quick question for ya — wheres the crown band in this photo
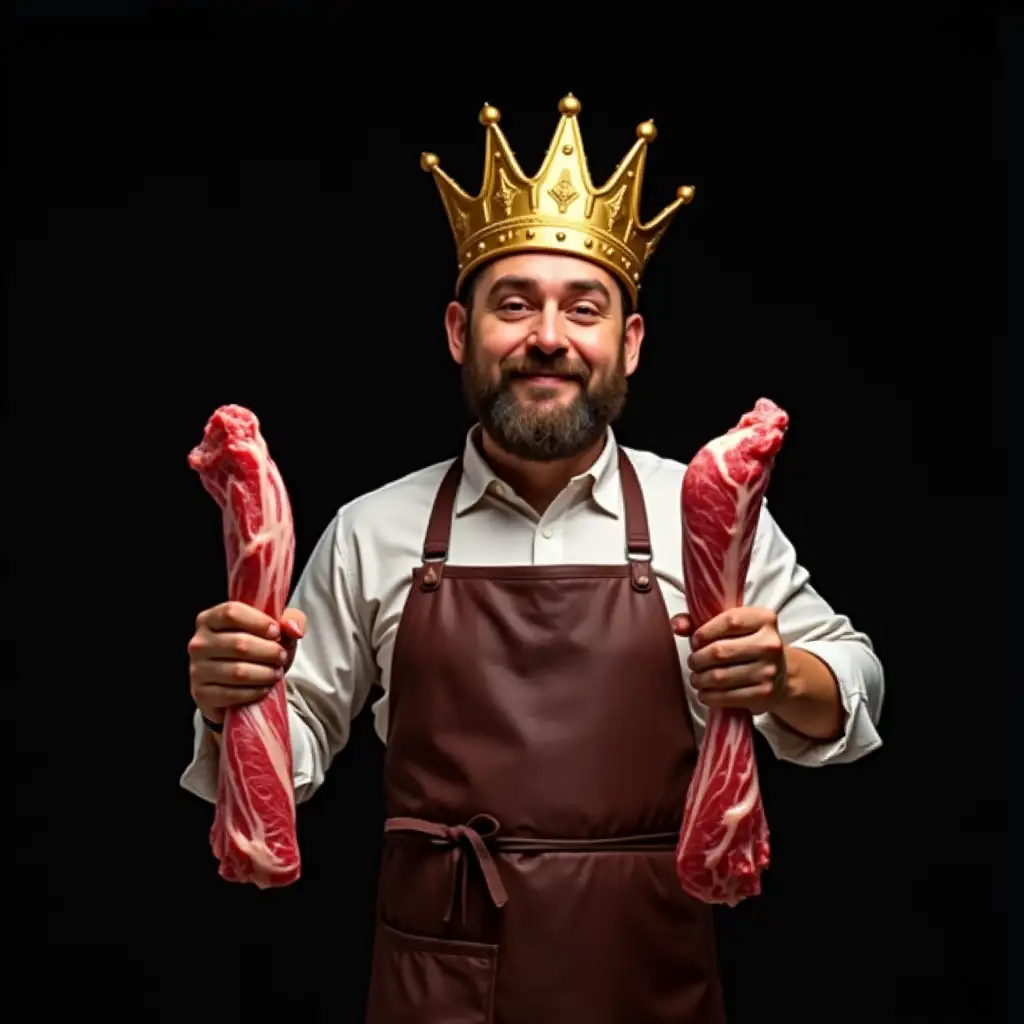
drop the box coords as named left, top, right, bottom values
left=455, top=217, right=643, bottom=301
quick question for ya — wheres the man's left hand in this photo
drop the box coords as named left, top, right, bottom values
left=671, top=607, right=790, bottom=715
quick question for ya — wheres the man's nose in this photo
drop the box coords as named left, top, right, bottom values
left=530, top=306, right=566, bottom=352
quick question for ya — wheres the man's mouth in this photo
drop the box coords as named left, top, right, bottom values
left=510, top=372, right=580, bottom=384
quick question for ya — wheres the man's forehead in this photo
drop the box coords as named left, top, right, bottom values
left=480, top=254, right=616, bottom=295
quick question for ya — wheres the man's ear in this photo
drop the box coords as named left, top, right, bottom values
left=445, top=301, right=468, bottom=365
left=623, top=312, right=645, bottom=376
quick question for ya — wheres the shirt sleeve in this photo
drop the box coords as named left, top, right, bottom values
left=746, top=504, right=885, bottom=767
left=178, top=511, right=380, bottom=806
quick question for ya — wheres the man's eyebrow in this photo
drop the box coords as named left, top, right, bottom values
left=485, top=275, right=537, bottom=299
left=485, top=276, right=612, bottom=304
left=563, top=279, right=612, bottom=303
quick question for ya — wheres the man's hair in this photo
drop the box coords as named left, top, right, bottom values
left=458, top=266, right=632, bottom=324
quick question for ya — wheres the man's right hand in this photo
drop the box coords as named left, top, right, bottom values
left=188, top=601, right=307, bottom=726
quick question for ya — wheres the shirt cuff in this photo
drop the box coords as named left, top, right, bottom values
left=753, top=639, right=883, bottom=767
left=178, top=708, right=220, bottom=804
left=288, top=705, right=316, bottom=803
left=178, top=706, right=317, bottom=805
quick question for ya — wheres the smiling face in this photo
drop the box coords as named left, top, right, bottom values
left=445, top=253, right=646, bottom=462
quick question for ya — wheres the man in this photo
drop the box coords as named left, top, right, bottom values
left=182, top=95, right=884, bottom=1023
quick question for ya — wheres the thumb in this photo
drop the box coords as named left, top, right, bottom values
left=280, top=607, right=307, bottom=639
left=670, top=613, right=693, bottom=636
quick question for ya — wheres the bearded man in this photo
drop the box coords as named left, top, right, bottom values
left=182, top=94, right=884, bottom=1024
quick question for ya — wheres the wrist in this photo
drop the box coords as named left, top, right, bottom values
left=198, top=705, right=225, bottom=734
left=771, top=646, right=844, bottom=741
left=779, top=645, right=808, bottom=704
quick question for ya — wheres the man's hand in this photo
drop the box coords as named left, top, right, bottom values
left=188, top=601, right=307, bottom=726
left=671, top=607, right=790, bottom=715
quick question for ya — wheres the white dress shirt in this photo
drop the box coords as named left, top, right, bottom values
left=181, top=427, right=884, bottom=806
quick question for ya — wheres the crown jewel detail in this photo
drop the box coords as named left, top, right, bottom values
left=420, top=94, right=695, bottom=309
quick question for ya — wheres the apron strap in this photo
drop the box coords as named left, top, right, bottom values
left=384, top=814, right=510, bottom=923
left=419, top=439, right=655, bottom=565
left=422, top=458, right=463, bottom=562
left=616, top=448, right=652, bottom=557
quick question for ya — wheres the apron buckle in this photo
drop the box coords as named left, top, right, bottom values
left=627, top=546, right=653, bottom=592
left=421, top=550, right=447, bottom=591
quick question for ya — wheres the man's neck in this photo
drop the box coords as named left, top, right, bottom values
left=476, top=427, right=608, bottom=515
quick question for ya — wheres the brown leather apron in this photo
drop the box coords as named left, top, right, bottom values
left=364, top=448, right=725, bottom=1024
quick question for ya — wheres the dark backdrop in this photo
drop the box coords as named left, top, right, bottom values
left=11, top=6, right=1010, bottom=1023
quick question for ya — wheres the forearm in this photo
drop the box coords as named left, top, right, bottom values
left=771, top=645, right=845, bottom=741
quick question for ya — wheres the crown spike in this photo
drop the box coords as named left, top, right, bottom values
left=531, top=104, right=596, bottom=220
left=421, top=94, right=693, bottom=309
left=479, top=116, right=531, bottom=226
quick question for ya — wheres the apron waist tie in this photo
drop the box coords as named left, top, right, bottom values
left=495, top=831, right=680, bottom=853
left=384, top=817, right=681, bottom=922
left=385, top=814, right=509, bottom=923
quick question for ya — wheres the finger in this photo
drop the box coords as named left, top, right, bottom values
left=200, top=601, right=281, bottom=639
left=670, top=614, right=693, bottom=636
left=201, top=684, right=279, bottom=710
left=691, top=607, right=776, bottom=650
left=196, top=660, right=283, bottom=689
left=190, top=631, right=288, bottom=667
left=280, top=608, right=306, bottom=640
left=691, top=660, right=776, bottom=693
left=688, top=628, right=780, bottom=673
left=697, top=682, right=775, bottom=708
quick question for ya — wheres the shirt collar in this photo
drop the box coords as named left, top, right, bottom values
left=455, top=425, right=623, bottom=519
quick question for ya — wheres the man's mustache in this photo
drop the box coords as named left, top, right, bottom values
left=500, top=359, right=590, bottom=385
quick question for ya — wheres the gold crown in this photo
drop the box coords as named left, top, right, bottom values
left=420, top=93, right=695, bottom=310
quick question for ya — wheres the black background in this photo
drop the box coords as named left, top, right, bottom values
left=11, top=6, right=1011, bottom=1022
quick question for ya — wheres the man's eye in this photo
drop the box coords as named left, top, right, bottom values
left=500, top=302, right=529, bottom=313
left=572, top=304, right=599, bottom=317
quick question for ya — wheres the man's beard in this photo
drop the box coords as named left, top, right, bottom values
left=461, top=331, right=629, bottom=462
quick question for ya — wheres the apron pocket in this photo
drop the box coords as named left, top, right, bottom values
left=366, top=919, right=498, bottom=1024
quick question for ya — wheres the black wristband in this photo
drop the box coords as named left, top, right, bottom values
left=202, top=714, right=224, bottom=734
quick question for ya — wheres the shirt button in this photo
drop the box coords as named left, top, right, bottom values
left=541, top=527, right=553, bottom=539
left=493, top=483, right=505, bottom=497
